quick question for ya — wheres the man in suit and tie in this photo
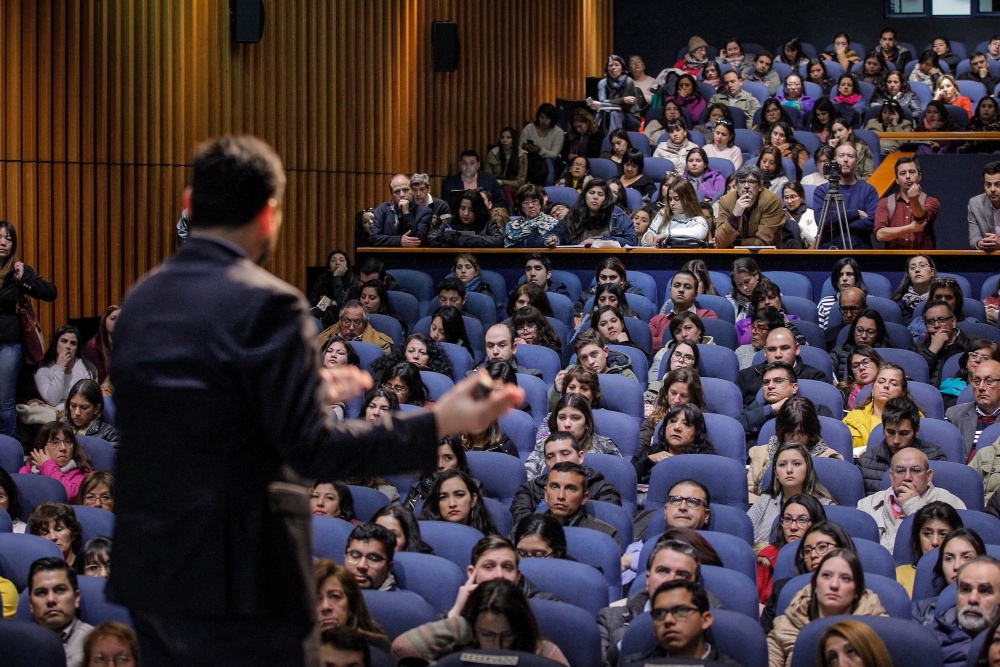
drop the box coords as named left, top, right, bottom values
left=968, top=161, right=1000, bottom=251
left=109, top=135, right=522, bottom=667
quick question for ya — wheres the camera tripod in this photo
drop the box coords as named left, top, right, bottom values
left=816, top=179, right=853, bottom=251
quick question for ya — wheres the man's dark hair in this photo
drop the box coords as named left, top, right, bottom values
left=189, top=136, right=286, bottom=230
left=572, top=328, right=606, bottom=354
left=924, top=299, right=955, bottom=319
left=984, top=161, right=1000, bottom=178
left=671, top=269, right=700, bottom=292
left=545, top=431, right=582, bottom=453
left=757, top=50, right=774, bottom=62
left=319, top=628, right=371, bottom=667
left=437, top=277, right=466, bottom=298
left=652, top=579, right=710, bottom=613
left=347, top=523, right=395, bottom=562
left=879, top=27, right=897, bottom=39
left=460, top=149, right=481, bottom=162
left=486, top=360, right=518, bottom=385
left=549, top=461, right=588, bottom=482
left=471, top=535, right=518, bottom=567
left=524, top=253, right=552, bottom=272
left=752, top=306, right=785, bottom=332
left=358, top=258, right=386, bottom=279
left=669, top=478, right=712, bottom=509
left=894, top=156, right=920, bottom=175
left=882, top=396, right=921, bottom=432
left=28, top=557, right=79, bottom=593
left=762, top=360, right=797, bottom=383
left=972, top=51, right=988, bottom=61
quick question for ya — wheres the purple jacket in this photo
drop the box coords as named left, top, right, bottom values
left=686, top=169, right=725, bottom=201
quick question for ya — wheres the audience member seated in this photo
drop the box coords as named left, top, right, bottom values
left=486, top=126, right=527, bottom=199
left=735, top=278, right=803, bottom=347
left=27, top=557, right=94, bottom=666
left=674, top=36, right=711, bottom=76
left=913, top=300, right=972, bottom=387
left=873, top=157, right=939, bottom=251
left=79, top=536, right=111, bottom=579
left=930, top=37, right=961, bottom=71
left=760, top=522, right=857, bottom=633
left=601, top=128, right=632, bottom=168
left=710, top=69, right=760, bottom=129
left=912, top=528, right=986, bottom=625
left=619, top=149, right=656, bottom=202
left=872, top=27, right=913, bottom=69
left=757, top=494, right=827, bottom=605
left=858, top=53, right=890, bottom=86
left=858, top=448, right=966, bottom=551
left=374, top=361, right=432, bottom=409
left=548, top=330, right=637, bottom=407
left=968, top=161, right=1000, bottom=252
left=757, top=146, right=790, bottom=196
left=650, top=270, right=718, bottom=350
left=430, top=305, right=476, bottom=360
left=930, top=556, right=1000, bottom=667
left=911, top=50, right=944, bottom=88
left=737, top=328, right=829, bottom=407
left=667, top=73, right=709, bottom=123
left=726, top=257, right=761, bottom=322
left=917, top=100, right=962, bottom=154
left=961, top=52, right=1000, bottom=94
left=896, top=502, right=963, bottom=597
left=309, top=250, right=359, bottom=325
left=343, top=523, right=397, bottom=592
left=631, top=480, right=714, bottom=569
left=531, top=460, right=617, bottom=540
left=703, top=116, right=743, bottom=169
left=683, top=148, right=725, bottom=201
left=934, top=74, right=972, bottom=119
left=429, top=188, right=503, bottom=248
left=892, top=254, right=937, bottom=325
left=505, top=184, right=558, bottom=248
left=591, top=305, right=643, bottom=355
left=866, top=99, right=912, bottom=155
left=529, top=392, right=621, bottom=480
left=590, top=55, right=645, bottom=133
left=391, top=577, right=569, bottom=665
left=373, top=503, right=434, bottom=555
left=832, top=74, right=868, bottom=127
left=807, top=59, right=837, bottom=97
left=561, top=108, right=605, bottom=164
left=801, top=145, right=834, bottom=186
left=507, top=284, right=553, bottom=320
left=748, top=397, right=842, bottom=503
left=768, top=548, right=887, bottom=667
left=82, top=621, right=140, bottom=667
left=322, top=335, right=360, bottom=374
left=512, top=512, right=571, bottom=561
left=989, top=36, right=1000, bottom=63
left=781, top=182, right=816, bottom=248
left=817, top=259, right=863, bottom=330
left=649, top=181, right=710, bottom=249
left=30, top=502, right=83, bottom=568
left=625, top=579, right=743, bottom=666
left=820, top=619, right=896, bottom=667
left=744, top=51, right=780, bottom=95
left=521, top=253, right=570, bottom=298
left=652, top=119, right=699, bottom=167
left=821, top=32, right=862, bottom=71
left=311, top=479, right=360, bottom=524
left=542, top=179, right=637, bottom=249
left=33, top=325, right=97, bottom=416
left=872, top=71, right=923, bottom=122
left=748, top=441, right=836, bottom=548
left=858, top=396, right=948, bottom=496
left=511, top=306, right=561, bottom=355
left=642, top=365, right=704, bottom=438
left=62, top=379, right=118, bottom=445
left=715, top=164, right=785, bottom=248
left=452, top=254, right=493, bottom=301
left=0, top=467, right=26, bottom=532
left=651, top=320, right=712, bottom=388
left=830, top=306, right=886, bottom=382
left=737, top=306, right=785, bottom=370
left=379, top=333, right=453, bottom=378
left=844, top=362, right=916, bottom=453
left=441, top=150, right=507, bottom=214
left=940, top=337, right=1000, bottom=410
left=405, top=437, right=473, bottom=510
left=80, top=471, right=115, bottom=514
left=635, top=404, right=716, bottom=485
left=483, top=323, right=541, bottom=379
left=369, top=174, right=431, bottom=247
left=81, top=305, right=118, bottom=386
left=520, top=103, right=564, bottom=185
left=420, top=469, right=499, bottom=536
left=406, top=173, right=452, bottom=236
left=961, top=360, right=1000, bottom=483
left=813, top=140, right=878, bottom=249
left=318, top=300, right=392, bottom=354
left=963, top=95, right=1000, bottom=151
left=633, top=205, right=656, bottom=247
left=21, top=421, right=92, bottom=502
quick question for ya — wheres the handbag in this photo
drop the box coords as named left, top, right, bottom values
left=17, top=296, right=45, bottom=364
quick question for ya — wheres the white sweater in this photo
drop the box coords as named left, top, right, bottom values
left=34, top=359, right=95, bottom=409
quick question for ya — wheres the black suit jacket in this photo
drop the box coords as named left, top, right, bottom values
left=440, top=171, right=508, bottom=212
left=107, top=238, right=437, bottom=625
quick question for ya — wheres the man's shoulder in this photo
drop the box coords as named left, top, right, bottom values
left=969, top=192, right=990, bottom=210
left=945, top=401, right=976, bottom=421
left=857, top=489, right=888, bottom=511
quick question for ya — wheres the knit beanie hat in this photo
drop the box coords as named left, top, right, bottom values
left=688, top=36, right=709, bottom=53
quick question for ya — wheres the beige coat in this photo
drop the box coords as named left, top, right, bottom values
left=747, top=437, right=844, bottom=503
left=968, top=435, right=1000, bottom=503
left=767, top=586, right=887, bottom=667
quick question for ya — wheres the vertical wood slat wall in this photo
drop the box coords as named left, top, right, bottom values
left=0, top=0, right=612, bottom=333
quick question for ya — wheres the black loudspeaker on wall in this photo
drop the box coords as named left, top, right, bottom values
left=231, top=0, right=265, bottom=43
left=431, top=21, right=459, bottom=72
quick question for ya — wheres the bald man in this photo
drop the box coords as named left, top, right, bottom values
left=826, top=287, right=867, bottom=349
left=368, top=173, right=431, bottom=247
left=736, top=327, right=830, bottom=406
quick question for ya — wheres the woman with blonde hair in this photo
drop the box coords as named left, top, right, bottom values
left=649, top=179, right=708, bottom=245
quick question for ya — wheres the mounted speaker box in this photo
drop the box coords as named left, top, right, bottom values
left=431, top=21, right=459, bottom=72
left=230, top=0, right=265, bottom=43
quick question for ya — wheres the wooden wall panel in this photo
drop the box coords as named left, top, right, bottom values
left=0, top=0, right=612, bottom=333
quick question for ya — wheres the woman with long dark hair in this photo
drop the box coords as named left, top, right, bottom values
left=404, top=436, right=474, bottom=510
left=543, top=179, right=637, bottom=248
left=429, top=306, right=474, bottom=359
left=420, top=469, right=498, bottom=535
left=560, top=108, right=604, bottom=163
left=633, top=403, right=714, bottom=483
left=897, top=502, right=963, bottom=596
left=830, top=308, right=892, bottom=381
left=62, top=379, right=119, bottom=444
left=82, top=305, right=119, bottom=385
left=486, top=126, right=527, bottom=195
left=749, top=442, right=836, bottom=547
left=510, top=306, right=561, bottom=353
left=589, top=54, right=644, bottom=132
left=308, top=249, right=359, bottom=321
left=891, top=254, right=936, bottom=324
left=431, top=189, right=503, bottom=247
left=34, top=325, right=98, bottom=412
left=375, top=361, right=430, bottom=408
left=373, top=503, right=434, bottom=555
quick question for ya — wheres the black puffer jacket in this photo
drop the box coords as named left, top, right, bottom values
left=856, top=437, right=948, bottom=495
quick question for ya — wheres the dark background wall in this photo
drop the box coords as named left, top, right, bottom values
left=614, top=1, right=997, bottom=72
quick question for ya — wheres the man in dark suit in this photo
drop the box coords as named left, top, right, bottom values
left=440, top=149, right=508, bottom=212
left=736, top=327, right=829, bottom=406
left=108, top=136, right=522, bottom=667
left=367, top=173, right=431, bottom=247
left=948, top=360, right=1000, bottom=460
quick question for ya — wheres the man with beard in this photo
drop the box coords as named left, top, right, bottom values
left=931, top=556, right=1000, bottom=667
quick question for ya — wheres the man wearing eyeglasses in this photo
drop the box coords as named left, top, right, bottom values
left=343, top=524, right=396, bottom=591
left=826, top=286, right=868, bottom=351
left=317, top=300, right=393, bottom=354
left=621, top=580, right=742, bottom=666
left=858, top=396, right=948, bottom=495
left=738, top=361, right=834, bottom=449
left=715, top=164, right=785, bottom=248
left=913, top=300, right=971, bottom=388
left=960, top=361, right=1000, bottom=482
left=857, top=448, right=965, bottom=551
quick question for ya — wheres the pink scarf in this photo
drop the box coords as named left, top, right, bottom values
left=834, top=93, right=862, bottom=106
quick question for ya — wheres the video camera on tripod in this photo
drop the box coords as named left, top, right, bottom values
left=817, top=160, right=852, bottom=249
